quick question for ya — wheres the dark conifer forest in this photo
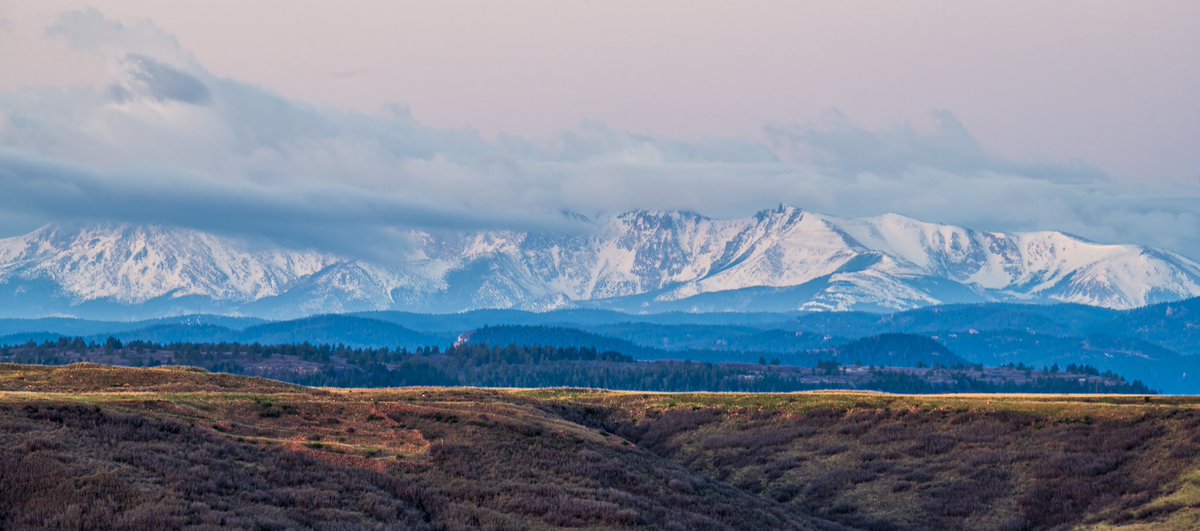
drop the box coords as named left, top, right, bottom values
left=0, top=337, right=1152, bottom=394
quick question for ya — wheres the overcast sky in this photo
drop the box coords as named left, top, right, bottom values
left=0, top=2, right=1197, bottom=259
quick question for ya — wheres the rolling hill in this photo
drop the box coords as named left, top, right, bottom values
left=1, top=364, right=1197, bottom=529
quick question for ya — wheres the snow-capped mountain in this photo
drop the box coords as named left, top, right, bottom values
left=2, top=207, right=1199, bottom=319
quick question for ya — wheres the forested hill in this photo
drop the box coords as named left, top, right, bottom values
left=806, top=334, right=966, bottom=367
left=1, top=298, right=1195, bottom=392
left=0, top=338, right=1152, bottom=394
left=456, top=326, right=969, bottom=368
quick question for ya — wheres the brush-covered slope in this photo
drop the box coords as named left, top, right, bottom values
left=2, top=364, right=1199, bottom=530
left=0, top=364, right=827, bottom=530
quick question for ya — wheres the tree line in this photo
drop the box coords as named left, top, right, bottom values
left=0, top=337, right=1153, bottom=394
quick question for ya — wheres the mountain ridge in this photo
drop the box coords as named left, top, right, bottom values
left=2, top=207, right=1198, bottom=318
left=0, top=297, right=1196, bottom=391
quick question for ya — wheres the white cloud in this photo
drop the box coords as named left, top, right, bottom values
left=0, top=9, right=1197, bottom=262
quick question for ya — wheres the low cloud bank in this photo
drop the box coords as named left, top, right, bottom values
left=1, top=9, right=1196, bottom=261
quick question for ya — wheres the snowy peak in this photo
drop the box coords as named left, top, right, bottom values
left=1, top=209, right=1199, bottom=318
left=0, top=223, right=334, bottom=305
left=1014, top=243, right=1200, bottom=308
left=812, top=213, right=1200, bottom=309
left=691, top=208, right=858, bottom=292
left=831, top=212, right=981, bottom=271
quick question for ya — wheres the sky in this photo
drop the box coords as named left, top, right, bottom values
left=0, top=1, right=1197, bottom=260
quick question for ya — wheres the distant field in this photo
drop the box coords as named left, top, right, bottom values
left=2, top=363, right=1199, bottom=530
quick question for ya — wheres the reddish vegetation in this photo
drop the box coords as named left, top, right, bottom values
left=1, top=364, right=1198, bottom=530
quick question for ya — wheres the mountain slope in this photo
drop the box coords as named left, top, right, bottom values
left=1, top=208, right=1198, bottom=318
left=0, top=224, right=333, bottom=303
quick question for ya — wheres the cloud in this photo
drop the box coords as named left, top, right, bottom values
left=0, top=9, right=1197, bottom=263
left=44, top=8, right=193, bottom=67
left=109, top=54, right=212, bottom=105
left=766, top=109, right=1108, bottom=184
left=0, top=148, right=586, bottom=262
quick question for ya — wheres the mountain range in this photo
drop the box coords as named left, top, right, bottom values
left=1, top=297, right=1197, bottom=391
left=2, top=205, right=1198, bottom=319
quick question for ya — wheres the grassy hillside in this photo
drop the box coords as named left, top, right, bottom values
left=2, top=364, right=1199, bottom=530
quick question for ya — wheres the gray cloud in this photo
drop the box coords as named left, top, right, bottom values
left=766, top=109, right=1108, bottom=184
left=109, top=54, right=212, bottom=105
left=0, top=148, right=581, bottom=262
left=0, top=10, right=1196, bottom=263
